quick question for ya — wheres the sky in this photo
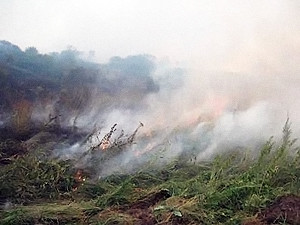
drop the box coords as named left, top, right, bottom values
left=1, top=0, right=299, bottom=70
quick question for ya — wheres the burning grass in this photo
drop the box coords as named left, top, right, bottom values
left=1, top=120, right=300, bottom=224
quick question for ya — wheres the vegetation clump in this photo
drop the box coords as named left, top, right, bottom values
left=0, top=154, right=75, bottom=204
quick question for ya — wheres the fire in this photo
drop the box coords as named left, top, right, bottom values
left=100, top=140, right=110, bottom=150
left=74, top=169, right=84, bottom=182
left=132, top=96, right=231, bottom=158
left=73, top=169, right=86, bottom=191
left=211, top=96, right=229, bottom=117
left=201, top=94, right=230, bottom=120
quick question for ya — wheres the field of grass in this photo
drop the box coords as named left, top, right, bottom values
left=1, top=120, right=300, bottom=224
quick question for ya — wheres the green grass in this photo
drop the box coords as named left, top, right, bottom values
left=1, top=119, right=299, bottom=224
left=0, top=154, right=75, bottom=203
left=0, top=201, right=99, bottom=225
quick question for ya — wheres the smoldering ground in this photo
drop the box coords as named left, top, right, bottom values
left=54, top=56, right=300, bottom=178
left=1, top=39, right=299, bottom=178
left=54, top=22, right=300, bottom=176
left=63, top=28, right=300, bottom=177
left=1, top=0, right=300, bottom=177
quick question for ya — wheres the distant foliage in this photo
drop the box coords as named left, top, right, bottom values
left=0, top=40, right=160, bottom=128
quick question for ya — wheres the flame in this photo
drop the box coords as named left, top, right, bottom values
left=211, top=96, right=229, bottom=117
left=202, top=95, right=230, bottom=119
left=132, top=96, right=230, bottom=158
left=100, top=140, right=110, bottom=150
left=74, top=169, right=84, bottom=182
left=73, top=169, right=86, bottom=191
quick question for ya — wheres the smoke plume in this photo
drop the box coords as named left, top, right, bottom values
left=0, top=1, right=299, bottom=177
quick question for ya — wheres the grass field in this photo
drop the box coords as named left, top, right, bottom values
left=1, top=120, right=299, bottom=224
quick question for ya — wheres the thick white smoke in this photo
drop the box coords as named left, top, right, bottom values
left=47, top=0, right=300, bottom=177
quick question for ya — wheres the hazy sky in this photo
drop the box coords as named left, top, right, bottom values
left=0, top=0, right=299, bottom=69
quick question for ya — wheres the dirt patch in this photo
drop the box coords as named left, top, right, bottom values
left=243, top=218, right=266, bottom=225
left=122, top=189, right=171, bottom=225
left=259, top=194, right=300, bottom=225
left=244, top=195, right=300, bottom=225
left=125, top=189, right=171, bottom=210
left=99, top=190, right=172, bottom=225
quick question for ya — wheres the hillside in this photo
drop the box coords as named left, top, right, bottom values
left=0, top=41, right=299, bottom=225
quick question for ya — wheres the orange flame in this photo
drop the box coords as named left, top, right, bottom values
left=100, top=140, right=110, bottom=150
left=73, top=169, right=86, bottom=191
left=74, top=169, right=85, bottom=182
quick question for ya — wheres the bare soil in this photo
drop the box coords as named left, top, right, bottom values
left=244, top=194, right=300, bottom=225
left=259, top=194, right=300, bottom=225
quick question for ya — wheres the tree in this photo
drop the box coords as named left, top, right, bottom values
left=25, top=47, right=39, bottom=56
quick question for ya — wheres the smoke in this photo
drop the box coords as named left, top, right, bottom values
left=72, top=0, right=300, bottom=176
left=34, top=49, right=300, bottom=176
left=53, top=31, right=300, bottom=177
left=56, top=60, right=299, bottom=178
left=1, top=1, right=299, bottom=177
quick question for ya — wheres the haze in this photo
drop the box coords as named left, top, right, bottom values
left=0, top=0, right=298, bottom=69
left=0, top=0, right=300, bottom=175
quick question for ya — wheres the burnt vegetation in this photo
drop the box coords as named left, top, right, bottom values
left=0, top=41, right=300, bottom=224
